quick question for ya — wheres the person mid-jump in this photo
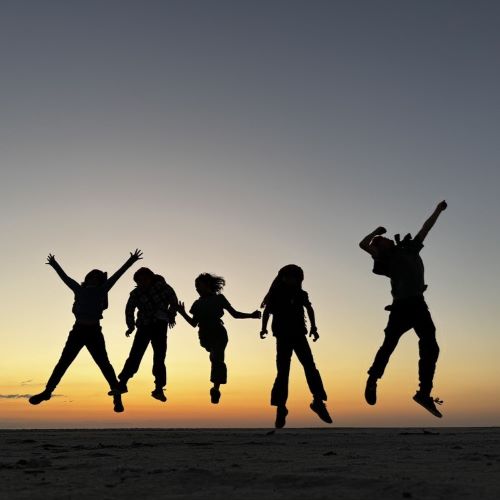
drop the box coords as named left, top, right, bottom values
left=359, top=201, right=447, bottom=418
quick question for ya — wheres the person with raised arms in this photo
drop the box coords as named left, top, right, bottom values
left=29, top=249, right=143, bottom=413
left=359, top=201, right=448, bottom=417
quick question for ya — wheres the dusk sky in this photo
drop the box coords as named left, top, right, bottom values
left=1, top=0, right=499, bottom=428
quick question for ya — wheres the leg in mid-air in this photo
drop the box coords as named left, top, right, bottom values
left=85, top=326, right=124, bottom=413
left=270, top=336, right=294, bottom=428
left=117, top=327, right=150, bottom=393
left=29, top=325, right=85, bottom=405
left=149, top=322, right=168, bottom=402
left=206, top=329, right=228, bottom=404
left=412, top=303, right=442, bottom=417
left=365, top=308, right=411, bottom=405
left=293, top=335, right=331, bottom=423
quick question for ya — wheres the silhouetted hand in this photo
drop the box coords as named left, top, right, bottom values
left=437, top=200, right=447, bottom=212
left=129, top=249, right=143, bottom=262
left=177, top=301, right=186, bottom=314
left=46, top=254, right=57, bottom=266
left=260, top=329, right=268, bottom=339
left=309, top=327, right=319, bottom=342
left=251, top=310, right=262, bottom=319
left=375, top=226, right=387, bottom=235
left=125, top=327, right=134, bottom=337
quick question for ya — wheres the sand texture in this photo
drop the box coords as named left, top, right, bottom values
left=0, top=428, right=499, bottom=499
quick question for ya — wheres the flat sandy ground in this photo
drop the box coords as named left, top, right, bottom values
left=1, top=428, right=499, bottom=499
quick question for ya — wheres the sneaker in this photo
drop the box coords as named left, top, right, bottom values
left=29, top=390, right=52, bottom=405
left=310, top=400, right=333, bottom=424
left=151, top=388, right=167, bottom=402
left=365, top=377, right=377, bottom=406
left=275, top=406, right=288, bottom=429
left=210, top=388, right=221, bottom=404
left=107, top=380, right=128, bottom=396
left=113, top=393, right=124, bottom=413
left=413, top=392, right=443, bottom=418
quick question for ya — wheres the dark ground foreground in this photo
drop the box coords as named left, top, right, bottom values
left=1, top=428, right=499, bottom=499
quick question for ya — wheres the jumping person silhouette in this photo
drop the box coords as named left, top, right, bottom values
left=114, top=268, right=178, bottom=402
left=260, top=264, right=332, bottom=428
left=177, top=273, right=261, bottom=404
left=359, top=201, right=448, bottom=418
left=29, top=249, right=143, bottom=413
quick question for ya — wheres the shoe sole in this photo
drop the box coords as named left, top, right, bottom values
left=113, top=395, right=124, bottom=413
left=365, top=393, right=376, bottom=405
left=29, top=395, right=51, bottom=405
left=413, top=395, right=442, bottom=418
left=210, top=390, right=221, bottom=404
left=310, top=403, right=333, bottom=424
left=275, top=409, right=288, bottom=429
left=108, top=388, right=128, bottom=396
left=151, top=393, right=167, bottom=402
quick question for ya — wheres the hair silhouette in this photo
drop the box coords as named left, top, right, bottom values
left=82, top=269, right=108, bottom=286
left=261, top=264, right=304, bottom=308
left=133, top=267, right=155, bottom=283
left=195, top=273, right=226, bottom=294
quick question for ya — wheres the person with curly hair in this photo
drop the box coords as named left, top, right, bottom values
left=178, top=273, right=261, bottom=404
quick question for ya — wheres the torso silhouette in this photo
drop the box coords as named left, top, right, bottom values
left=373, top=239, right=426, bottom=300
left=190, top=294, right=230, bottom=328
left=267, top=289, right=309, bottom=336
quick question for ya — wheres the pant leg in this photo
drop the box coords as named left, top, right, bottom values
left=84, top=326, right=120, bottom=391
left=118, top=327, right=151, bottom=383
left=413, top=303, right=439, bottom=396
left=208, top=329, right=228, bottom=385
left=368, top=307, right=412, bottom=379
left=45, top=325, right=86, bottom=392
left=270, top=336, right=294, bottom=407
left=150, top=321, right=168, bottom=389
left=293, top=335, right=327, bottom=401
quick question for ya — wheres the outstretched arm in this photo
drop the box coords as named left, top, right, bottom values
left=305, top=303, right=319, bottom=342
left=415, top=201, right=447, bottom=243
left=46, top=254, right=79, bottom=291
left=177, top=301, right=198, bottom=328
left=359, top=227, right=387, bottom=254
left=224, top=299, right=261, bottom=320
left=105, top=249, right=143, bottom=291
left=260, top=307, right=271, bottom=339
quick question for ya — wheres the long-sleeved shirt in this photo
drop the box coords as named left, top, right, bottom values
left=125, top=275, right=178, bottom=328
left=52, top=257, right=136, bottom=323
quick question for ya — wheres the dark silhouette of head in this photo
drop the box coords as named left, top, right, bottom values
left=262, top=264, right=304, bottom=308
left=369, top=235, right=395, bottom=257
left=195, top=273, right=225, bottom=296
left=134, top=267, right=156, bottom=289
left=82, top=269, right=108, bottom=287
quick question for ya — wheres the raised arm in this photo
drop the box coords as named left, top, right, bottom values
left=415, top=201, right=447, bottom=243
left=46, top=254, right=80, bottom=291
left=105, top=249, right=143, bottom=291
left=260, top=307, right=270, bottom=339
left=177, top=301, right=198, bottom=328
left=359, top=227, right=387, bottom=254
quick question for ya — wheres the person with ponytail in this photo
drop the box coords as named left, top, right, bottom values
left=29, top=249, right=143, bottom=413
left=260, top=264, right=332, bottom=429
left=177, top=273, right=261, bottom=404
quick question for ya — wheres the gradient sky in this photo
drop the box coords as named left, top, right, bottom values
left=1, top=0, right=499, bottom=428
